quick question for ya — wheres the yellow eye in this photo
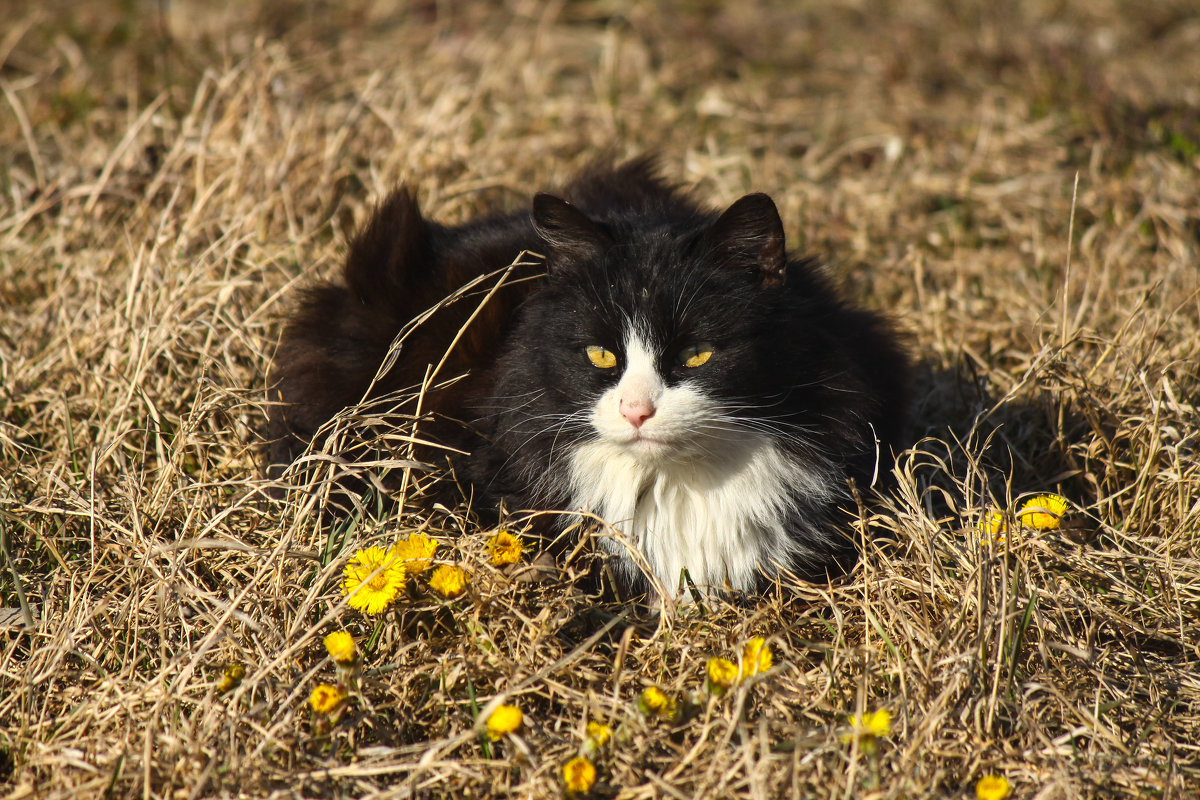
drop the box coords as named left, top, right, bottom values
left=679, top=345, right=713, bottom=368
left=586, top=346, right=618, bottom=369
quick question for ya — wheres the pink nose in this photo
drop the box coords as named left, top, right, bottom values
left=620, top=398, right=656, bottom=428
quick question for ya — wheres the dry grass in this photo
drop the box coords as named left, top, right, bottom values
left=3, top=1, right=1199, bottom=797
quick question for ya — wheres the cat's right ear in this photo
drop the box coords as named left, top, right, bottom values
left=701, top=193, right=787, bottom=288
left=532, top=193, right=611, bottom=268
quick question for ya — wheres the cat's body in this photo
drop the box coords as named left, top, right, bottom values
left=269, top=159, right=909, bottom=598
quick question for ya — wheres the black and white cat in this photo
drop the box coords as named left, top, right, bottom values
left=269, top=159, right=909, bottom=598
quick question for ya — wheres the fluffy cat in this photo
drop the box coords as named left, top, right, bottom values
left=268, top=159, right=909, bottom=599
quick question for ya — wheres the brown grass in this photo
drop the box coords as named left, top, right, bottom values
left=2, top=1, right=1199, bottom=798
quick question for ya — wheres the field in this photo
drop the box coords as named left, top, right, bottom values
left=2, top=1, right=1199, bottom=798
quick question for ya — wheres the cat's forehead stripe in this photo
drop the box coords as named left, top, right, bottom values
left=623, top=329, right=657, bottom=373
left=621, top=313, right=664, bottom=352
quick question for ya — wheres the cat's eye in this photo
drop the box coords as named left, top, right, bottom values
left=678, top=344, right=714, bottom=368
left=586, top=345, right=618, bottom=369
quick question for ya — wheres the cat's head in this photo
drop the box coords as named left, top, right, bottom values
left=518, top=192, right=802, bottom=467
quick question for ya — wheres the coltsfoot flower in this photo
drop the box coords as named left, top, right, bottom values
left=976, top=774, right=1012, bottom=800
left=857, top=708, right=892, bottom=737
left=487, top=530, right=525, bottom=566
left=980, top=509, right=1011, bottom=543
left=323, top=630, right=357, bottom=664
left=217, top=662, right=245, bottom=693
left=562, top=755, right=597, bottom=794
left=740, top=637, right=773, bottom=678
left=342, top=546, right=406, bottom=614
left=392, top=533, right=438, bottom=575
left=429, top=564, right=469, bottom=598
left=638, top=686, right=676, bottom=719
left=1017, top=493, right=1070, bottom=531
left=706, top=656, right=739, bottom=694
left=842, top=708, right=892, bottom=754
left=583, top=720, right=612, bottom=754
left=486, top=704, right=524, bottom=740
left=309, top=683, right=346, bottom=716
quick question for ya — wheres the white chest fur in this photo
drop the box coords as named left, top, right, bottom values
left=563, top=330, right=839, bottom=595
left=567, top=433, right=836, bottom=595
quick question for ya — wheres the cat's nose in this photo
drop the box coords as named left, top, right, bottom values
left=620, top=397, right=656, bottom=428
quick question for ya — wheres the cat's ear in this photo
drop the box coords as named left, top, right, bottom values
left=532, top=193, right=611, bottom=268
left=702, top=193, right=787, bottom=288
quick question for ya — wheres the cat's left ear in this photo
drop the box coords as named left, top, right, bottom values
left=702, top=193, right=787, bottom=288
left=532, top=193, right=611, bottom=269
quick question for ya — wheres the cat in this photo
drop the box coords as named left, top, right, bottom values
left=268, top=158, right=910, bottom=599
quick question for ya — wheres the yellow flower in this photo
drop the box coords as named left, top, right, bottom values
left=842, top=708, right=891, bottom=754
left=740, top=637, right=773, bottom=678
left=1017, top=493, right=1070, bottom=531
left=428, top=564, right=469, bottom=598
left=309, top=683, right=346, bottom=715
left=217, top=662, right=244, bottom=693
left=342, top=546, right=406, bottom=614
left=706, top=656, right=739, bottom=693
left=976, top=774, right=1012, bottom=800
left=638, top=686, right=676, bottom=719
left=562, top=755, right=597, bottom=794
left=486, top=704, right=524, bottom=740
left=487, top=530, right=525, bottom=566
left=858, top=708, right=891, bottom=737
left=585, top=720, right=612, bottom=749
left=392, top=533, right=438, bottom=575
left=980, top=509, right=1009, bottom=542
left=323, top=631, right=357, bottom=664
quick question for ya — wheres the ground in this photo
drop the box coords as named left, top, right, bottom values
left=1, top=1, right=1198, bottom=798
